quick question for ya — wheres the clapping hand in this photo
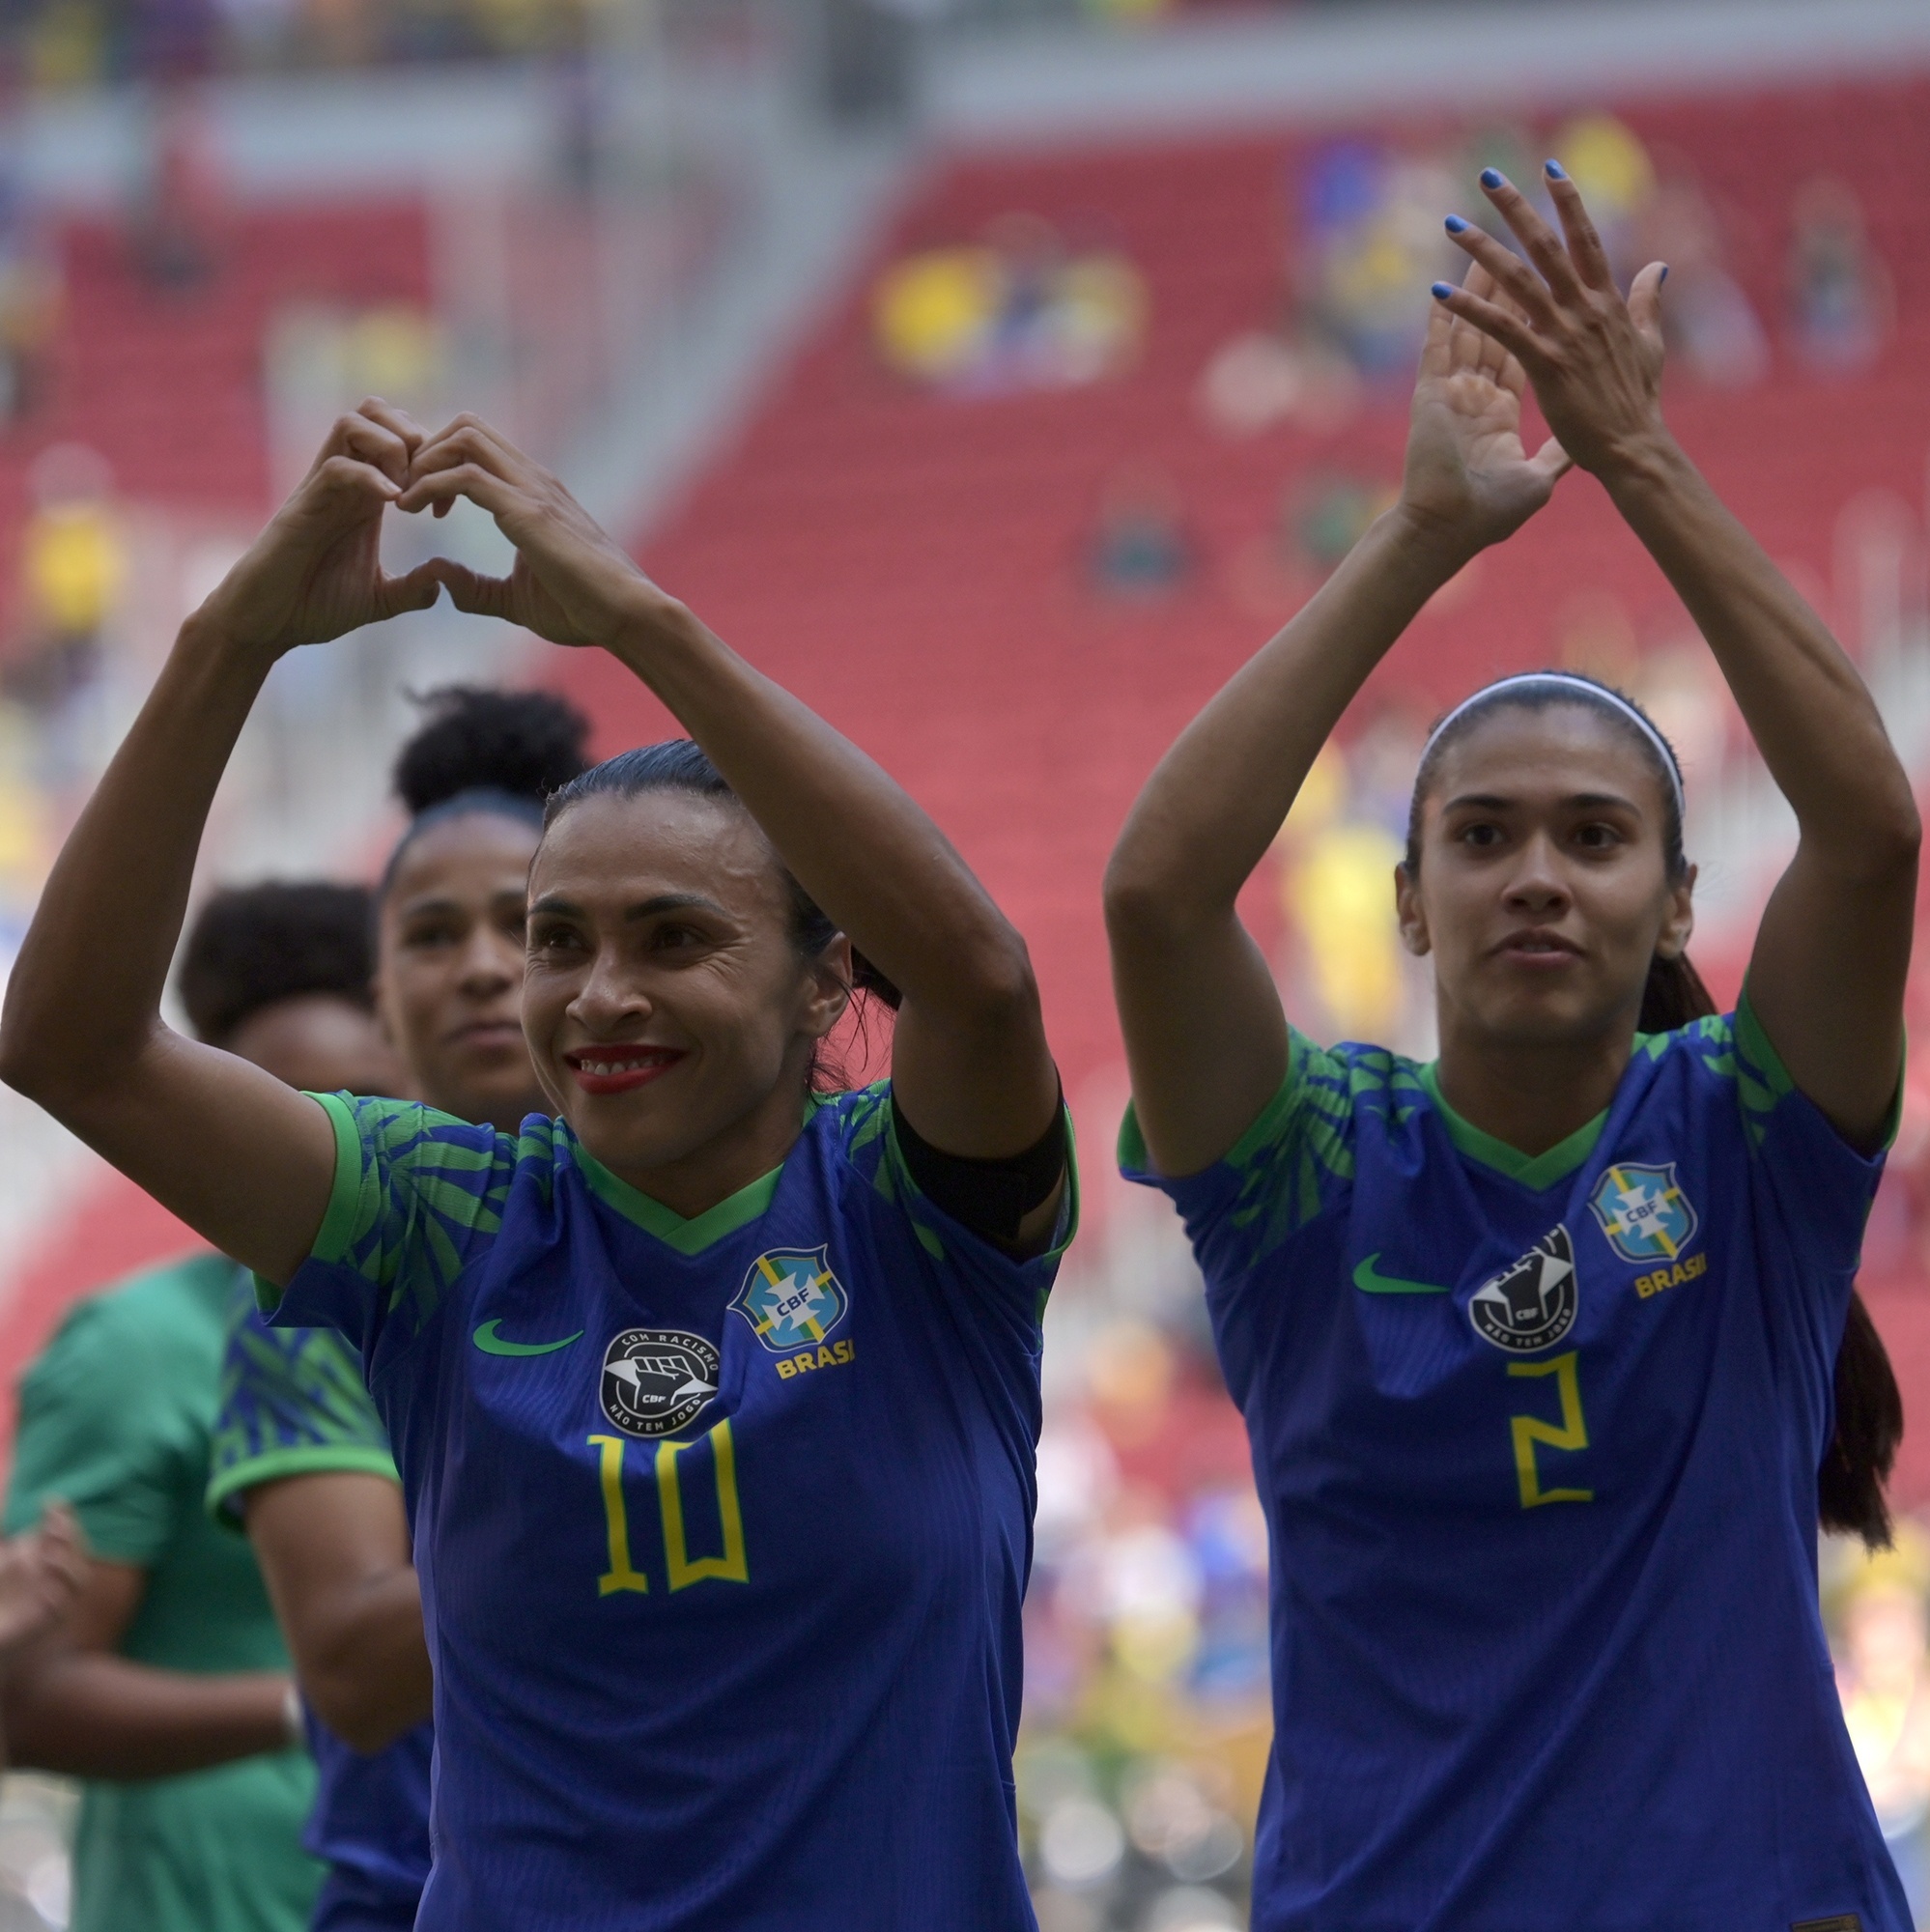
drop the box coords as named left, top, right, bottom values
left=0, top=1502, right=84, bottom=1663
left=1432, top=164, right=1669, bottom=480
left=1399, top=256, right=1573, bottom=559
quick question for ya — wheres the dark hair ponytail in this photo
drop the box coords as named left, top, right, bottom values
left=1641, top=943, right=1901, bottom=1548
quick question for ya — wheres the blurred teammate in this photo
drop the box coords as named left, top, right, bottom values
left=208, top=685, right=588, bottom=1932
left=3, top=403, right=1072, bottom=1931
left=1105, top=167, right=1916, bottom=1928
left=4, top=881, right=403, bottom=1932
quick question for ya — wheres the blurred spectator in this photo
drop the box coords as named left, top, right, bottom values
left=1089, top=464, right=1192, bottom=600
left=1833, top=1526, right=1930, bottom=1921
left=1645, top=179, right=1768, bottom=388
left=10, top=442, right=123, bottom=711
left=872, top=213, right=1145, bottom=397
left=1788, top=176, right=1892, bottom=378
left=134, top=83, right=224, bottom=287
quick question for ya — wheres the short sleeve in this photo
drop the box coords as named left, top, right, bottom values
left=5, top=1294, right=195, bottom=1562
left=1729, top=992, right=1891, bottom=1273
left=835, top=1083, right=1077, bottom=1335
left=264, top=1092, right=518, bottom=1353
left=1118, top=1027, right=1369, bottom=1273
left=208, top=1276, right=397, bottom=1527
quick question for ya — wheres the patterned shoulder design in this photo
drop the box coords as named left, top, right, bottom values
left=822, top=1082, right=951, bottom=1263
left=1215, top=1031, right=1428, bottom=1266
left=1637, top=1004, right=1795, bottom=1153
left=305, top=1094, right=553, bottom=1339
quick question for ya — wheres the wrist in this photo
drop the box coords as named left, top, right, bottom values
left=1590, top=420, right=1685, bottom=497
left=606, top=585, right=704, bottom=670
left=1378, top=504, right=1481, bottom=584
left=176, top=606, right=283, bottom=673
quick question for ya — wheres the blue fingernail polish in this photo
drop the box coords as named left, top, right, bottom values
left=1480, top=168, right=1504, bottom=190
left=1444, top=214, right=1468, bottom=234
left=1545, top=157, right=1566, bottom=180
left=1660, top=264, right=1669, bottom=284
left=1431, top=282, right=1454, bottom=299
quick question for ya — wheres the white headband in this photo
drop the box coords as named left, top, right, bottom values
left=1421, top=672, right=1685, bottom=819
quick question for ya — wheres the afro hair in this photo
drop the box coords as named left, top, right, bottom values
left=178, top=880, right=377, bottom=1046
left=392, top=685, right=591, bottom=817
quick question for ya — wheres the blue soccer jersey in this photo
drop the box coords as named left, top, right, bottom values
left=1122, top=997, right=1907, bottom=1932
left=207, top=1273, right=434, bottom=1932
left=264, top=1082, right=1072, bottom=1932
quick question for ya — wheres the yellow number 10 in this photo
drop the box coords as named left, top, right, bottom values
left=588, top=1422, right=751, bottom=1596
left=1506, top=1351, right=1594, bottom=1509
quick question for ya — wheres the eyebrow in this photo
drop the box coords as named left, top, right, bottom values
left=1442, top=791, right=1642, bottom=813
left=526, top=891, right=727, bottom=923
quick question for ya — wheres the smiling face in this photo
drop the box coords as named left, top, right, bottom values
left=1396, top=700, right=1695, bottom=1052
left=523, top=789, right=850, bottom=1197
left=376, top=810, right=550, bottom=1131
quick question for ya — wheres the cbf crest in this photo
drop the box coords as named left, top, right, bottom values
left=1588, top=1162, right=1697, bottom=1264
left=1469, top=1226, right=1579, bottom=1353
left=731, top=1246, right=848, bottom=1355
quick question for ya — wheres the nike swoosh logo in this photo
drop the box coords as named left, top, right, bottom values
left=1352, top=1254, right=1450, bottom=1295
left=472, top=1320, right=584, bottom=1357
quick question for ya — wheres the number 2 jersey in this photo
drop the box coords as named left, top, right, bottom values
left=206, top=1273, right=434, bottom=1932
left=264, top=1082, right=1072, bottom=1932
left=1121, top=997, right=1908, bottom=1932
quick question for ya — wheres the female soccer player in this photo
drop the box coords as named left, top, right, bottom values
left=209, top=686, right=588, bottom=1932
left=4, top=402, right=1071, bottom=1931
left=1105, top=167, right=1918, bottom=1930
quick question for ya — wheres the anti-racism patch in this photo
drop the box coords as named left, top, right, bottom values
left=1468, top=1227, right=1579, bottom=1354
left=599, top=1328, right=720, bottom=1438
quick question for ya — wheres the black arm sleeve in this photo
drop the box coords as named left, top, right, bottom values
left=892, top=1089, right=1068, bottom=1248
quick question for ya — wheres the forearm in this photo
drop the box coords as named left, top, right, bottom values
left=6, top=1656, right=292, bottom=1777
left=287, top=1571, right=432, bottom=1753
left=1604, top=435, right=1917, bottom=868
left=1107, top=510, right=1462, bottom=929
left=605, top=595, right=1031, bottom=1013
left=0, top=619, right=270, bottom=1103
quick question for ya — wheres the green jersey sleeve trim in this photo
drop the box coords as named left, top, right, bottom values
left=206, top=1444, right=401, bottom=1527
left=312, top=1090, right=366, bottom=1263
left=1418, top=1062, right=1607, bottom=1190
left=576, top=1144, right=782, bottom=1254
left=1118, top=1034, right=1305, bottom=1180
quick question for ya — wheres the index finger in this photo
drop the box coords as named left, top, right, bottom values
left=1541, top=161, right=1617, bottom=293
left=1477, top=168, right=1584, bottom=306
left=355, top=396, right=430, bottom=454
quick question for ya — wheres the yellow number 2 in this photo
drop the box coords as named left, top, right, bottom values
left=588, top=1421, right=751, bottom=1596
left=1506, top=1351, right=1594, bottom=1509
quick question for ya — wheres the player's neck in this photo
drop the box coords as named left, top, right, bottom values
left=597, top=1079, right=810, bottom=1225
left=1431, top=1020, right=1635, bottom=1160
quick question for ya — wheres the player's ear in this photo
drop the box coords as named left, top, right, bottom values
left=801, top=932, right=854, bottom=1042
left=1655, top=861, right=1696, bottom=962
left=1395, top=863, right=1432, bottom=957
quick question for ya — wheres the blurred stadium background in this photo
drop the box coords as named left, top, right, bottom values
left=0, top=0, right=1926, bottom=1925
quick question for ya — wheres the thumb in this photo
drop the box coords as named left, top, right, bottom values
left=1628, top=261, right=1668, bottom=351
left=376, top=561, right=445, bottom=620
left=1528, top=435, right=1574, bottom=486
left=422, top=556, right=515, bottom=621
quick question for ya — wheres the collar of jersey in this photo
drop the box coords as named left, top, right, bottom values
left=573, top=1145, right=783, bottom=1255
left=566, top=1096, right=832, bottom=1254
left=1417, top=1062, right=1607, bottom=1191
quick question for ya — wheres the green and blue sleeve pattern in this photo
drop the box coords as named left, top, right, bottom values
left=209, top=1269, right=397, bottom=1526
left=1119, top=1028, right=1388, bottom=1271
left=267, top=1093, right=525, bottom=1353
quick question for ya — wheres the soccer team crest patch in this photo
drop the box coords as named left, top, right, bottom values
left=1469, top=1226, right=1579, bottom=1353
left=730, top=1246, right=849, bottom=1355
left=599, top=1328, right=720, bottom=1438
left=1588, top=1162, right=1697, bottom=1264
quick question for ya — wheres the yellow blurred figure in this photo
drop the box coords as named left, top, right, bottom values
left=872, top=247, right=1002, bottom=384
left=25, top=497, right=123, bottom=642
left=1289, top=820, right=1405, bottom=1042
left=1551, top=115, right=1657, bottom=223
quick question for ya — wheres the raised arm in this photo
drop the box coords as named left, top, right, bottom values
left=1438, top=167, right=1918, bottom=1150
left=1104, top=266, right=1572, bottom=1178
left=398, top=419, right=1061, bottom=1193
left=0, top=404, right=443, bottom=1283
